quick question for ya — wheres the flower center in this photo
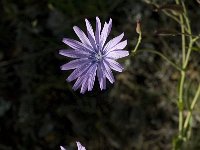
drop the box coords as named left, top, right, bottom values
left=95, top=53, right=102, bottom=61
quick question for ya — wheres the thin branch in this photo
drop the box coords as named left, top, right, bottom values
left=137, top=49, right=183, bottom=71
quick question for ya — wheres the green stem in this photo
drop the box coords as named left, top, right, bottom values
left=174, top=0, right=186, bottom=143
left=174, top=0, right=185, bottom=66
left=184, top=37, right=199, bottom=68
left=138, top=49, right=182, bottom=71
left=181, top=1, right=191, bottom=35
left=178, top=71, right=185, bottom=138
left=181, top=0, right=193, bottom=69
left=163, top=10, right=180, bottom=23
left=132, top=32, right=142, bottom=55
left=180, top=16, right=185, bottom=65
left=183, top=84, right=200, bottom=133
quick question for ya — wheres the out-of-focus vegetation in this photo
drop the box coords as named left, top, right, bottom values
left=0, top=0, right=200, bottom=150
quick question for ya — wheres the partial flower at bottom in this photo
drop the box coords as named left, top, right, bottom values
left=60, top=141, right=86, bottom=150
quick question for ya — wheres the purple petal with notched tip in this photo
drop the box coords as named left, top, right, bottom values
left=105, top=58, right=124, bottom=72
left=59, top=49, right=90, bottom=58
left=80, top=63, right=97, bottom=94
left=102, top=60, right=115, bottom=83
left=100, top=18, right=112, bottom=47
left=85, top=19, right=96, bottom=50
left=87, top=63, right=98, bottom=91
left=97, top=62, right=106, bottom=90
left=103, top=33, right=124, bottom=53
left=60, top=58, right=89, bottom=70
left=72, top=76, right=85, bottom=91
left=76, top=142, right=86, bottom=150
left=109, top=40, right=127, bottom=52
left=67, top=62, right=92, bottom=82
left=62, top=38, right=93, bottom=53
left=95, top=17, right=101, bottom=47
left=73, top=26, right=92, bottom=48
left=105, top=50, right=129, bottom=59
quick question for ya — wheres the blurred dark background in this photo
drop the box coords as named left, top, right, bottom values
left=0, top=0, right=200, bottom=150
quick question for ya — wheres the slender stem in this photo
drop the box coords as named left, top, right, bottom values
left=183, top=84, right=200, bottom=131
left=180, top=16, right=185, bottom=65
left=163, top=10, right=180, bottom=23
left=181, top=1, right=191, bottom=35
left=178, top=71, right=185, bottom=138
left=181, top=0, right=193, bottom=69
left=157, top=33, right=200, bottom=38
left=138, top=49, right=182, bottom=71
left=174, top=0, right=186, bottom=142
left=132, top=32, right=142, bottom=55
left=196, top=40, right=200, bottom=48
left=184, top=37, right=199, bottom=68
left=162, top=10, right=189, bottom=33
left=174, top=0, right=185, bottom=66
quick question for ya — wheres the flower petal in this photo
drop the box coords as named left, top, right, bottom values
left=60, top=146, right=66, bottom=150
left=95, top=17, right=101, bottom=50
left=100, top=18, right=112, bottom=48
left=85, top=19, right=96, bottom=50
left=59, top=49, right=90, bottom=58
left=61, top=58, right=89, bottom=70
left=107, top=18, right=112, bottom=36
left=67, top=62, right=92, bottom=82
left=109, top=40, right=127, bottom=52
left=80, top=77, right=88, bottom=94
left=97, top=62, right=106, bottom=90
left=62, top=38, right=92, bottom=52
left=80, top=63, right=97, bottom=94
left=102, top=60, right=115, bottom=83
left=72, top=76, right=85, bottom=91
left=105, top=50, right=129, bottom=59
left=103, top=33, right=124, bottom=53
left=73, top=26, right=93, bottom=49
left=76, top=141, right=86, bottom=150
left=87, top=63, right=97, bottom=91
left=105, top=58, right=124, bottom=72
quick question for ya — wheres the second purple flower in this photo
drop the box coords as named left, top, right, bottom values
left=60, top=17, right=129, bottom=94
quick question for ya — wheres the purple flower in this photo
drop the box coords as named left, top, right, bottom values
left=60, top=141, right=86, bottom=150
left=60, top=17, right=129, bottom=94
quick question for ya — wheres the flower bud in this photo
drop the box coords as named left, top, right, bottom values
left=136, top=20, right=141, bottom=34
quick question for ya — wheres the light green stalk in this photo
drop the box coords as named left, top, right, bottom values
left=132, top=22, right=142, bottom=55
left=174, top=0, right=200, bottom=149
left=183, top=84, right=200, bottom=134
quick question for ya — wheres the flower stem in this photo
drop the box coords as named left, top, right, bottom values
left=183, top=84, right=200, bottom=133
left=174, top=0, right=186, bottom=148
left=138, top=49, right=182, bottom=71
left=178, top=70, right=185, bottom=139
left=183, top=37, right=200, bottom=68
left=132, top=31, right=142, bottom=55
left=174, top=1, right=200, bottom=149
